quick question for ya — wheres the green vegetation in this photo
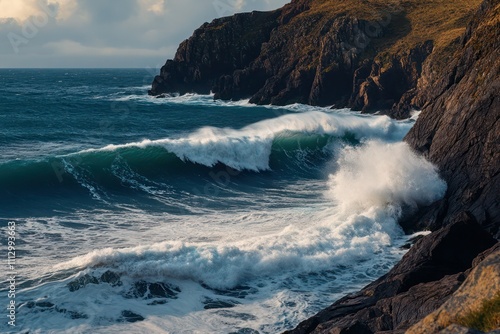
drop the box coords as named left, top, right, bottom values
left=457, top=292, right=500, bottom=332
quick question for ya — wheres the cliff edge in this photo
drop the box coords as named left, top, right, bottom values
left=149, top=0, right=483, bottom=116
left=403, top=0, right=500, bottom=238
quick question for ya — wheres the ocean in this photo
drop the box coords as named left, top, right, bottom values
left=0, top=69, right=447, bottom=334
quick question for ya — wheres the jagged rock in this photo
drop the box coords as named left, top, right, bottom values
left=404, top=0, right=500, bottom=238
left=67, top=274, right=99, bottom=292
left=125, top=281, right=180, bottom=299
left=407, top=247, right=500, bottom=333
left=149, top=10, right=281, bottom=96
left=284, top=218, right=497, bottom=334
left=202, top=284, right=258, bottom=299
left=100, top=270, right=122, bottom=287
left=150, top=0, right=482, bottom=115
left=119, top=310, right=145, bottom=323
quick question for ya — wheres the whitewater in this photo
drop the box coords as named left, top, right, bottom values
left=0, top=69, right=446, bottom=334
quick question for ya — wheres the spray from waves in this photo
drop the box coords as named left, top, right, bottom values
left=75, top=111, right=414, bottom=172
left=55, top=140, right=447, bottom=289
left=328, top=141, right=447, bottom=213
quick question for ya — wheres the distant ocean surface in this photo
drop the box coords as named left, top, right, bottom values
left=0, top=69, right=446, bottom=333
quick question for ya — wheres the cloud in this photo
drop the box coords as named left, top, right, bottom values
left=0, top=0, right=290, bottom=68
left=139, top=0, right=165, bottom=15
left=45, top=39, right=174, bottom=57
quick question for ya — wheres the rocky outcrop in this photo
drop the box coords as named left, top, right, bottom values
left=150, top=0, right=482, bottom=115
left=403, top=0, right=500, bottom=238
left=407, top=245, right=500, bottom=333
left=149, top=9, right=282, bottom=96
left=284, top=217, right=498, bottom=334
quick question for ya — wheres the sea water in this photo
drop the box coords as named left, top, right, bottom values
left=0, top=69, right=446, bottom=334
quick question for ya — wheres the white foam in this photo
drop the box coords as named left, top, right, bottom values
left=328, top=141, right=447, bottom=213
left=73, top=111, right=414, bottom=172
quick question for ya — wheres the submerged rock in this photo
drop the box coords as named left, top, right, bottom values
left=125, top=281, right=180, bottom=299
left=67, top=274, right=99, bottom=292
left=119, top=310, right=145, bottom=323
left=203, top=298, right=241, bottom=310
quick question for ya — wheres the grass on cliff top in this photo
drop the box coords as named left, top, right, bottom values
left=456, top=291, right=500, bottom=332
left=300, top=0, right=482, bottom=52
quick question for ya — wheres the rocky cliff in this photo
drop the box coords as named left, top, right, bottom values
left=150, top=0, right=483, bottom=115
left=403, top=0, right=500, bottom=239
left=407, top=245, right=500, bottom=333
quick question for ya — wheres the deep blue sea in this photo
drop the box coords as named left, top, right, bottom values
left=0, top=69, right=446, bottom=333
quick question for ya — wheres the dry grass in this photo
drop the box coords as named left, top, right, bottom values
left=293, top=0, right=483, bottom=54
left=457, top=291, right=500, bottom=332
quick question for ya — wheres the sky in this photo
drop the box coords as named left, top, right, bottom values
left=0, top=0, right=289, bottom=68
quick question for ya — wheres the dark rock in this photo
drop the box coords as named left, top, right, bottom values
left=56, top=307, right=88, bottom=320
left=203, top=297, right=241, bottom=310
left=147, top=300, right=167, bottom=306
left=67, top=274, right=99, bottom=292
left=202, top=284, right=257, bottom=299
left=149, top=0, right=461, bottom=114
left=404, top=0, right=500, bottom=238
left=229, top=329, right=260, bottom=334
left=217, top=310, right=257, bottom=321
left=100, top=270, right=122, bottom=287
left=119, top=310, right=145, bottom=323
left=25, top=301, right=55, bottom=309
left=284, top=218, right=497, bottom=334
left=149, top=10, right=282, bottom=97
left=125, top=281, right=180, bottom=299
left=34, top=301, right=55, bottom=308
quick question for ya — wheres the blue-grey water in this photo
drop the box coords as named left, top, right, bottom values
left=0, top=69, right=446, bottom=333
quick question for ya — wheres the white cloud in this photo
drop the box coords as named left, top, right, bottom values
left=0, top=0, right=290, bottom=68
left=139, top=0, right=165, bottom=15
left=0, top=0, right=78, bottom=22
left=44, top=39, right=174, bottom=57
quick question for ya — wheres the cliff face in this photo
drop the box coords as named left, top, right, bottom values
left=150, top=0, right=482, bottom=115
left=149, top=9, right=282, bottom=96
left=407, top=245, right=500, bottom=333
left=404, top=0, right=500, bottom=238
